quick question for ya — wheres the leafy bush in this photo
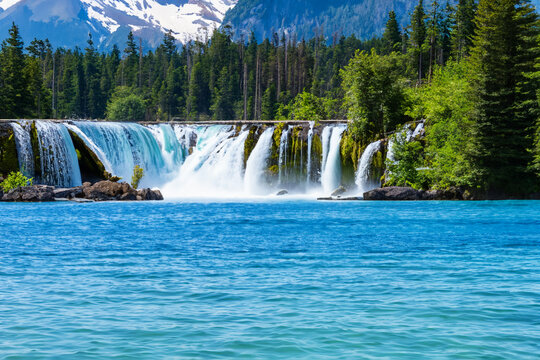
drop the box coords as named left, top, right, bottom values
left=1, top=171, right=33, bottom=192
left=131, top=165, right=144, bottom=189
left=106, top=87, right=146, bottom=121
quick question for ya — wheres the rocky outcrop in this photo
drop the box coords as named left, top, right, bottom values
left=363, top=187, right=469, bottom=201
left=276, top=189, right=289, bottom=196
left=82, top=181, right=164, bottom=201
left=2, top=185, right=55, bottom=202
left=0, top=181, right=163, bottom=202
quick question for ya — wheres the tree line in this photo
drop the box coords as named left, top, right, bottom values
left=0, top=0, right=482, bottom=123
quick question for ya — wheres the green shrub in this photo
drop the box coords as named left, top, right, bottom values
left=131, top=165, right=144, bottom=189
left=106, top=87, right=146, bottom=121
left=1, top=171, right=33, bottom=192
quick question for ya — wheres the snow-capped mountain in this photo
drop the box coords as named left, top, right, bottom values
left=0, top=0, right=238, bottom=49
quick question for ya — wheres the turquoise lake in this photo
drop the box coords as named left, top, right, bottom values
left=1, top=200, right=539, bottom=359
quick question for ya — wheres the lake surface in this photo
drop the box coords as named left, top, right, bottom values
left=1, top=200, right=539, bottom=359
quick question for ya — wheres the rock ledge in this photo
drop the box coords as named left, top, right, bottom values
left=1, top=181, right=164, bottom=202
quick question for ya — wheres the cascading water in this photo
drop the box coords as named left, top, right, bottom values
left=69, top=121, right=169, bottom=187
left=356, top=140, right=382, bottom=194
left=278, top=127, right=290, bottom=186
left=35, top=121, right=82, bottom=188
left=306, top=121, right=314, bottom=185
left=11, top=122, right=34, bottom=178
left=244, top=127, right=275, bottom=195
left=148, top=124, right=184, bottom=173
left=162, top=126, right=250, bottom=198
left=321, top=126, right=346, bottom=194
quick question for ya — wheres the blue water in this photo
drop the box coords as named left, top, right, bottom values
left=1, top=201, right=539, bottom=359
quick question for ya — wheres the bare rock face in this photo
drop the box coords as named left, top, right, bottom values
left=2, top=185, right=55, bottom=202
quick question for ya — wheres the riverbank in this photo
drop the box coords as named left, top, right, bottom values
left=0, top=180, right=163, bottom=202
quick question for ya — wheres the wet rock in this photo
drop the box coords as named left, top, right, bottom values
left=364, top=187, right=468, bottom=201
left=276, top=189, right=289, bottom=196
left=363, top=187, right=423, bottom=201
left=83, top=180, right=126, bottom=201
left=331, top=186, right=347, bottom=197
left=54, top=187, right=83, bottom=199
left=137, top=188, right=164, bottom=201
left=2, top=185, right=55, bottom=202
left=318, top=196, right=362, bottom=201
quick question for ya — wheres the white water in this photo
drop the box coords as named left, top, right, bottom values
left=70, top=121, right=168, bottom=187
left=11, top=122, right=34, bottom=178
left=244, top=127, right=275, bottom=195
left=306, top=121, right=314, bottom=185
left=321, top=126, right=346, bottom=195
left=162, top=126, right=250, bottom=198
left=35, top=121, right=81, bottom=188
left=356, top=140, right=382, bottom=194
left=278, top=127, right=290, bottom=186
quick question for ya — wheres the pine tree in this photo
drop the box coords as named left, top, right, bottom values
left=0, top=23, right=30, bottom=117
left=470, top=0, right=540, bottom=194
left=452, top=0, right=478, bottom=60
left=410, top=0, right=427, bottom=83
left=383, top=11, right=402, bottom=54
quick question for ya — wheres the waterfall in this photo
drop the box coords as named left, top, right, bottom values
left=306, top=121, right=314, bottom=185
left=320, top=126, right=333, bottom=174
left=244, top=127, right=275, bottom=195
left=35, top=121, right=81, bottom=188
left=9, top=120, right=358, bottom=198
left=278, top=127, right=289, bottom=185
left=69, top=121, right=167, bottom=187
left=321, top=126, right=346, bottom=194
left=11, top=122, right=34, bottom=178
left=147, top=124, right=184, bottom=173
left=356, top=140, right=382, bottom=194
left=162, top=126, right=250, bottom=197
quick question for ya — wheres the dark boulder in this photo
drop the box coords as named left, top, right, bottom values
left=276, top=189, right=289, bottom=196
left=364, top=186, right=468, bottom=201
left=83, top=180, right=137, bottom=201
left=54, top=187, right=83, bottom=199
left=2, top=185, right=55, bottom=202
left=363, top=187, right=424, bottom=201
left=81, top=181, right=162, bottom=201
left=422, top=187, right=465, bottom=200
left=137, top=188, right=164, bottom=201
